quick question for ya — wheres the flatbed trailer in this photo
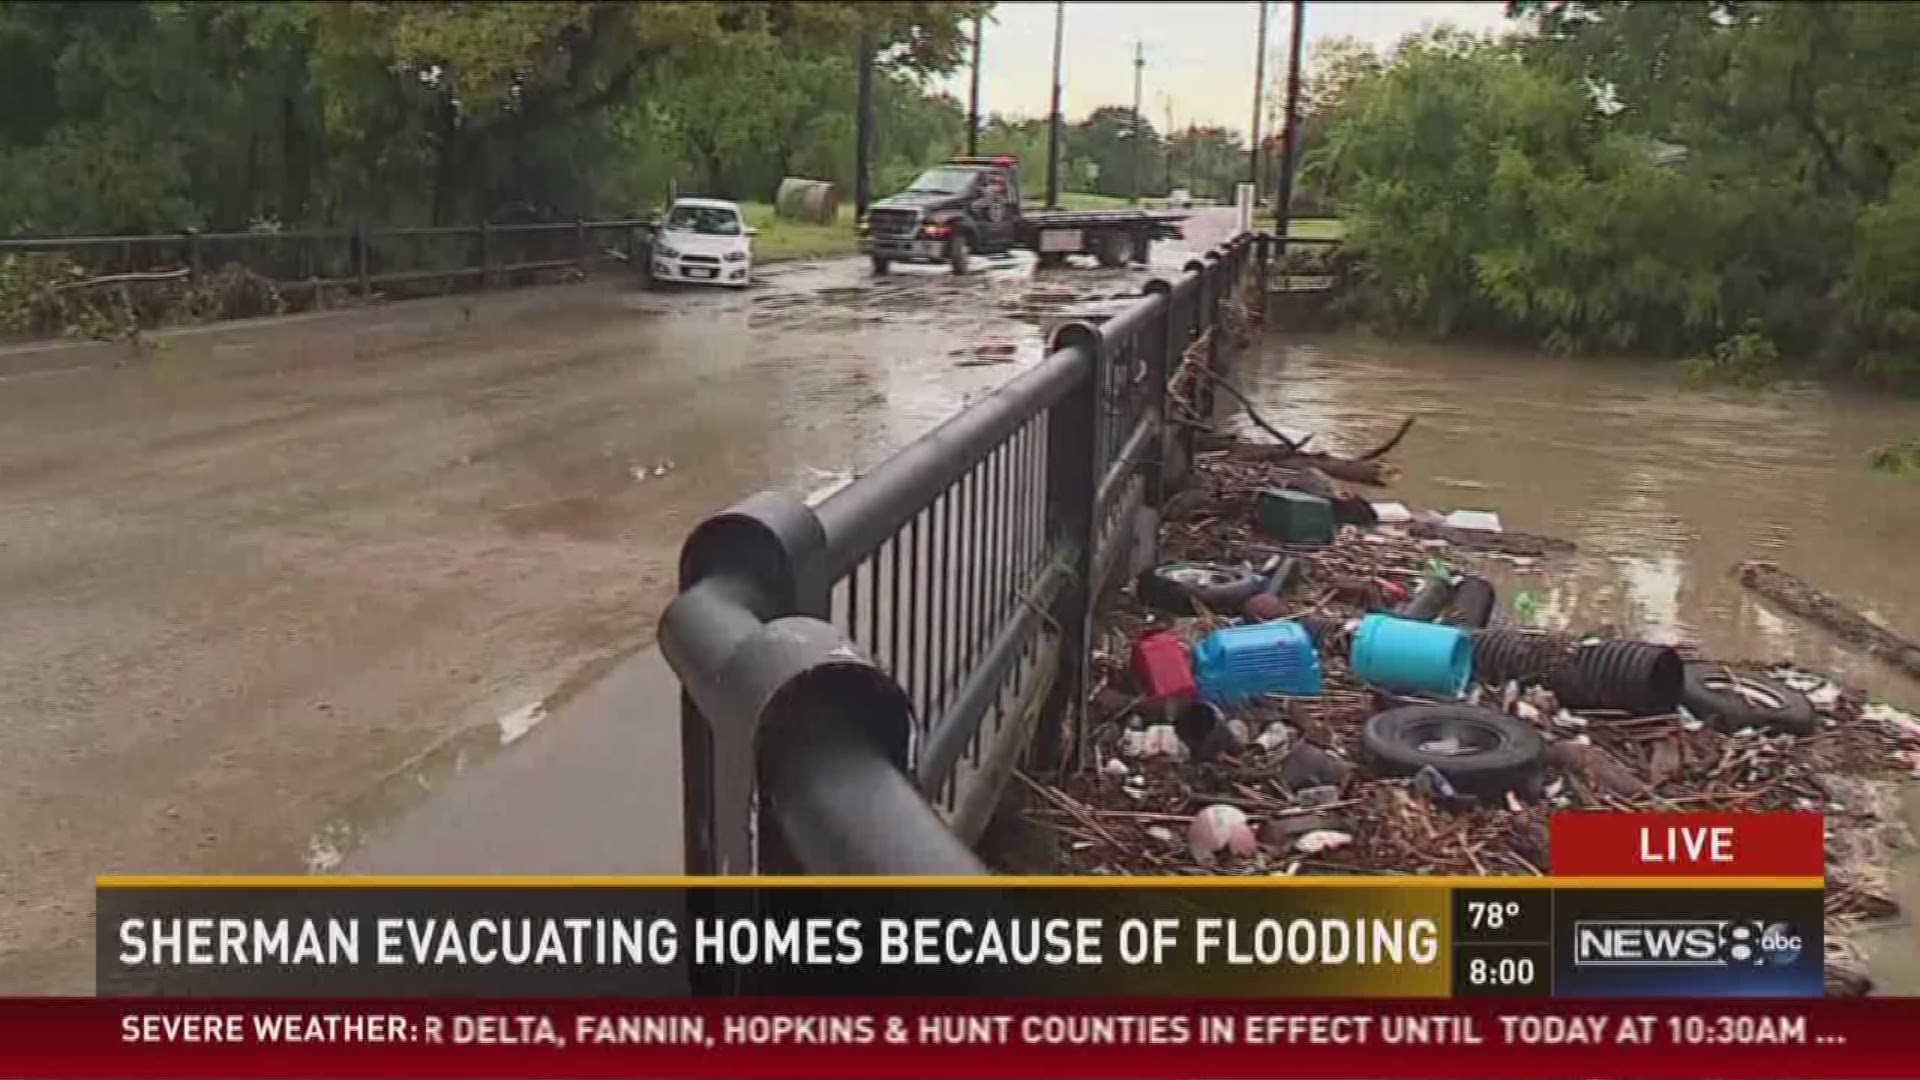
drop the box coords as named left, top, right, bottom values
left=862, top=157, right=1189, bottom=274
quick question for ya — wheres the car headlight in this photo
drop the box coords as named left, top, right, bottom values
left=654, top=243, right=679, bottom=259
left=724, top=251, right=747, bottom=262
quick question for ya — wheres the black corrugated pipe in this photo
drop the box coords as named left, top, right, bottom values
left=1470, top=630, right=1682, bottom=716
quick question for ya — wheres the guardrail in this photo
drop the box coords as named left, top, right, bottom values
left=661, top=232, right=1262, bottom=881
left=0, top=217, right=656, bottom=304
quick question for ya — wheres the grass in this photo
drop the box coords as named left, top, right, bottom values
left=739, top=201, right=860, bottom=263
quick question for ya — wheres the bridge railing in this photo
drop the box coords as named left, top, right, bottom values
left=0, top=217, right=657, bottom=313
left=661, top=233, right=1262, bottom=879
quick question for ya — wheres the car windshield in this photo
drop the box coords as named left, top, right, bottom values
left=905, top=167, right=978, bottom=195
left=664, top=205, right=742, bottom=236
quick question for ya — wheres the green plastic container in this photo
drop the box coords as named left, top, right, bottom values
left=1256, top=488, right=1336, bottom=544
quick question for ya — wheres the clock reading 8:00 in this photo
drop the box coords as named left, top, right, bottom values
left=1467, top=955, right=1535, bottom=987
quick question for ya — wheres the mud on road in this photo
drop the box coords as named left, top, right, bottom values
left=0, top=211, right=1240, bottom=991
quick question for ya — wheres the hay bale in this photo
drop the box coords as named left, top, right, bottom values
left=775, top=178, right=839, bottom=224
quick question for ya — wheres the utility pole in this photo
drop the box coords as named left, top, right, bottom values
left=855, top=28, right=875, bottom=218
left=967, top=17, right=983, bottom=157
left=1161, top=93, right=1175, bottom=193
left=1045, top=0, right=1065, bottom=210
left=1274, top=0, right=1307, bottom=234
left=1248, top=0, right=1269, bottom=196
left=1130, top=40, right=1145, bottom=206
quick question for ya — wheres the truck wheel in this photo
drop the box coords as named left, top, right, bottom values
left=870, top=255, right=891, bottom=275
left=1130, top=229, right=1152, bottom=264
left=1096, top=231, right=1131, bottom=268
left=947, top=231, right=971, bottom=275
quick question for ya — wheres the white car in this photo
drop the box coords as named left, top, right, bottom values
left=650, top=198, right=754, bottom=287
left=1167, top=188, right=1193, bottom=210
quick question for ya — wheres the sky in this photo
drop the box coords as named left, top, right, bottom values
left=936, top=1, right=1513, bottom=137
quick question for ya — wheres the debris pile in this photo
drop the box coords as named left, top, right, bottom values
left=1019, top=400, right=1920, bottom=998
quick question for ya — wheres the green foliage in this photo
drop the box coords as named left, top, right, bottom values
left=1680, top=330, right=1782, bottom=389
left=1310, top=4, right=1920, bottom=388
left=1871, top=438, right=1920, bottom=478
left=0, top=1, right=985, bottom=234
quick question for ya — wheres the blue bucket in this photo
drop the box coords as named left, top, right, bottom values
left=1350, top=613, right=1472, bottom=697
left=1192, top=620, right=1323, bottom=705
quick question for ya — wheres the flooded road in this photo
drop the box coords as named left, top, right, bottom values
left=0, top=210, right=1239, bottom=991
left=1246, top=330, right=1920, bottom=989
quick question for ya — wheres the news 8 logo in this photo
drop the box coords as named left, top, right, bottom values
left=1571, top=919, right=1804, bottom=968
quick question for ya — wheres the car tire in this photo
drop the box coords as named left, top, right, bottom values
left=1680, top=662, right=1818, bottom=736
left=1361, top=705, right=1546, bottom=795
left=870, top=255, right=891, bottom=275
left=1136, top=563, right=1265, bottom=615
left=947, top=231, right=971, bottom=275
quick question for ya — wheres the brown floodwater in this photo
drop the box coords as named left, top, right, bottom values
left=1244, top=331, right=1920, bottom=709
left=1243, top=330, right=1920, bottom=989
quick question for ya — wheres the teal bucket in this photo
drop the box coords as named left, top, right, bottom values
left=1350, top=614, right=1473, bottom=697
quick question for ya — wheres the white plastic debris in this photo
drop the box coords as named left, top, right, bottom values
left=1223, top=717, right=1251, bottom=748
left=1370, top=501, right=1413, bottom=524
left=1146, top=826, right=1176, bottom=843
left=1864, top=703, right=1920, bottom=739
left=1808, top=685, right=1841, bottom=712
left=1553, top=709, right=1589, bottom=730
left=1102, top=758, right=1130, bottom=779
left=1293, top=829, right=1353, bottom=855
left=1443, top=509, right=1504, bottom=533
left=1256, top=722, right=1294, bottom=752
left=1678, top=705, right=1705, bottom=732
left=1780, top=672, right=1825, bottom=693
left=1139, top=724, right=1189, bottom=760
left=1543, top=779, right=1566, bottom=799
left=1514, top=700, right=1543, bottom=724
left=1122, top=723, right=1190, bottom=760
left=1189, top=805, right=1259, bottom=863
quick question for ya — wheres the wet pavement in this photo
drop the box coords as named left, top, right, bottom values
left=0, top=209, right=1240, bottom=992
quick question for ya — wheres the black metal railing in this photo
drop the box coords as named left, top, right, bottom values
left=661, top=232, right=1262, bottom=878
left=0, top=217, right=656, bottom=310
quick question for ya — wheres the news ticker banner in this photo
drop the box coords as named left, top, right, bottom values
left=95, top=811, right=1827, bottom=999
left=97, top=878, right=1823, bottom=998
left=4, top=998, right=1917, bottom=1079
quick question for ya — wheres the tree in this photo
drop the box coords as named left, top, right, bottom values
left=0, top=1, right=990, bottom=232
left=1166, top=126, right=1244, bottom=201
left=1065, top=105, right=1163, bottom=199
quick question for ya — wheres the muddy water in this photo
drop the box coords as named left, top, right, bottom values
left=1244, top=331, right=1920, bottom=987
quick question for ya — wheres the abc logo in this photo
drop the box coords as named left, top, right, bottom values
left=1724, top=921, right=1801, bottom=966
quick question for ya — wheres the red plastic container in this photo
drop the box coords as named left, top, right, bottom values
left=1130, top=631, right=1196, bottom=700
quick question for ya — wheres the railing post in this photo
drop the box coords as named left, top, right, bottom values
left=575, top=217, right=589, bottom=272
left=354, top=223, right=370, bottom=297
left=1038, top=319, right=1104, bottom=768
left=1142, top=279, right=1175, bottom=513
left=671, top=492, right=825, bottom=879
left=477, top=221, right=492, bottom=291
left=1203, top=251, right=1225, bottom=376
left=184, top=229, right=201, bottom=285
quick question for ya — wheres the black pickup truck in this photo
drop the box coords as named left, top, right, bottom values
left=861, top=156, right=1188, bottom=275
